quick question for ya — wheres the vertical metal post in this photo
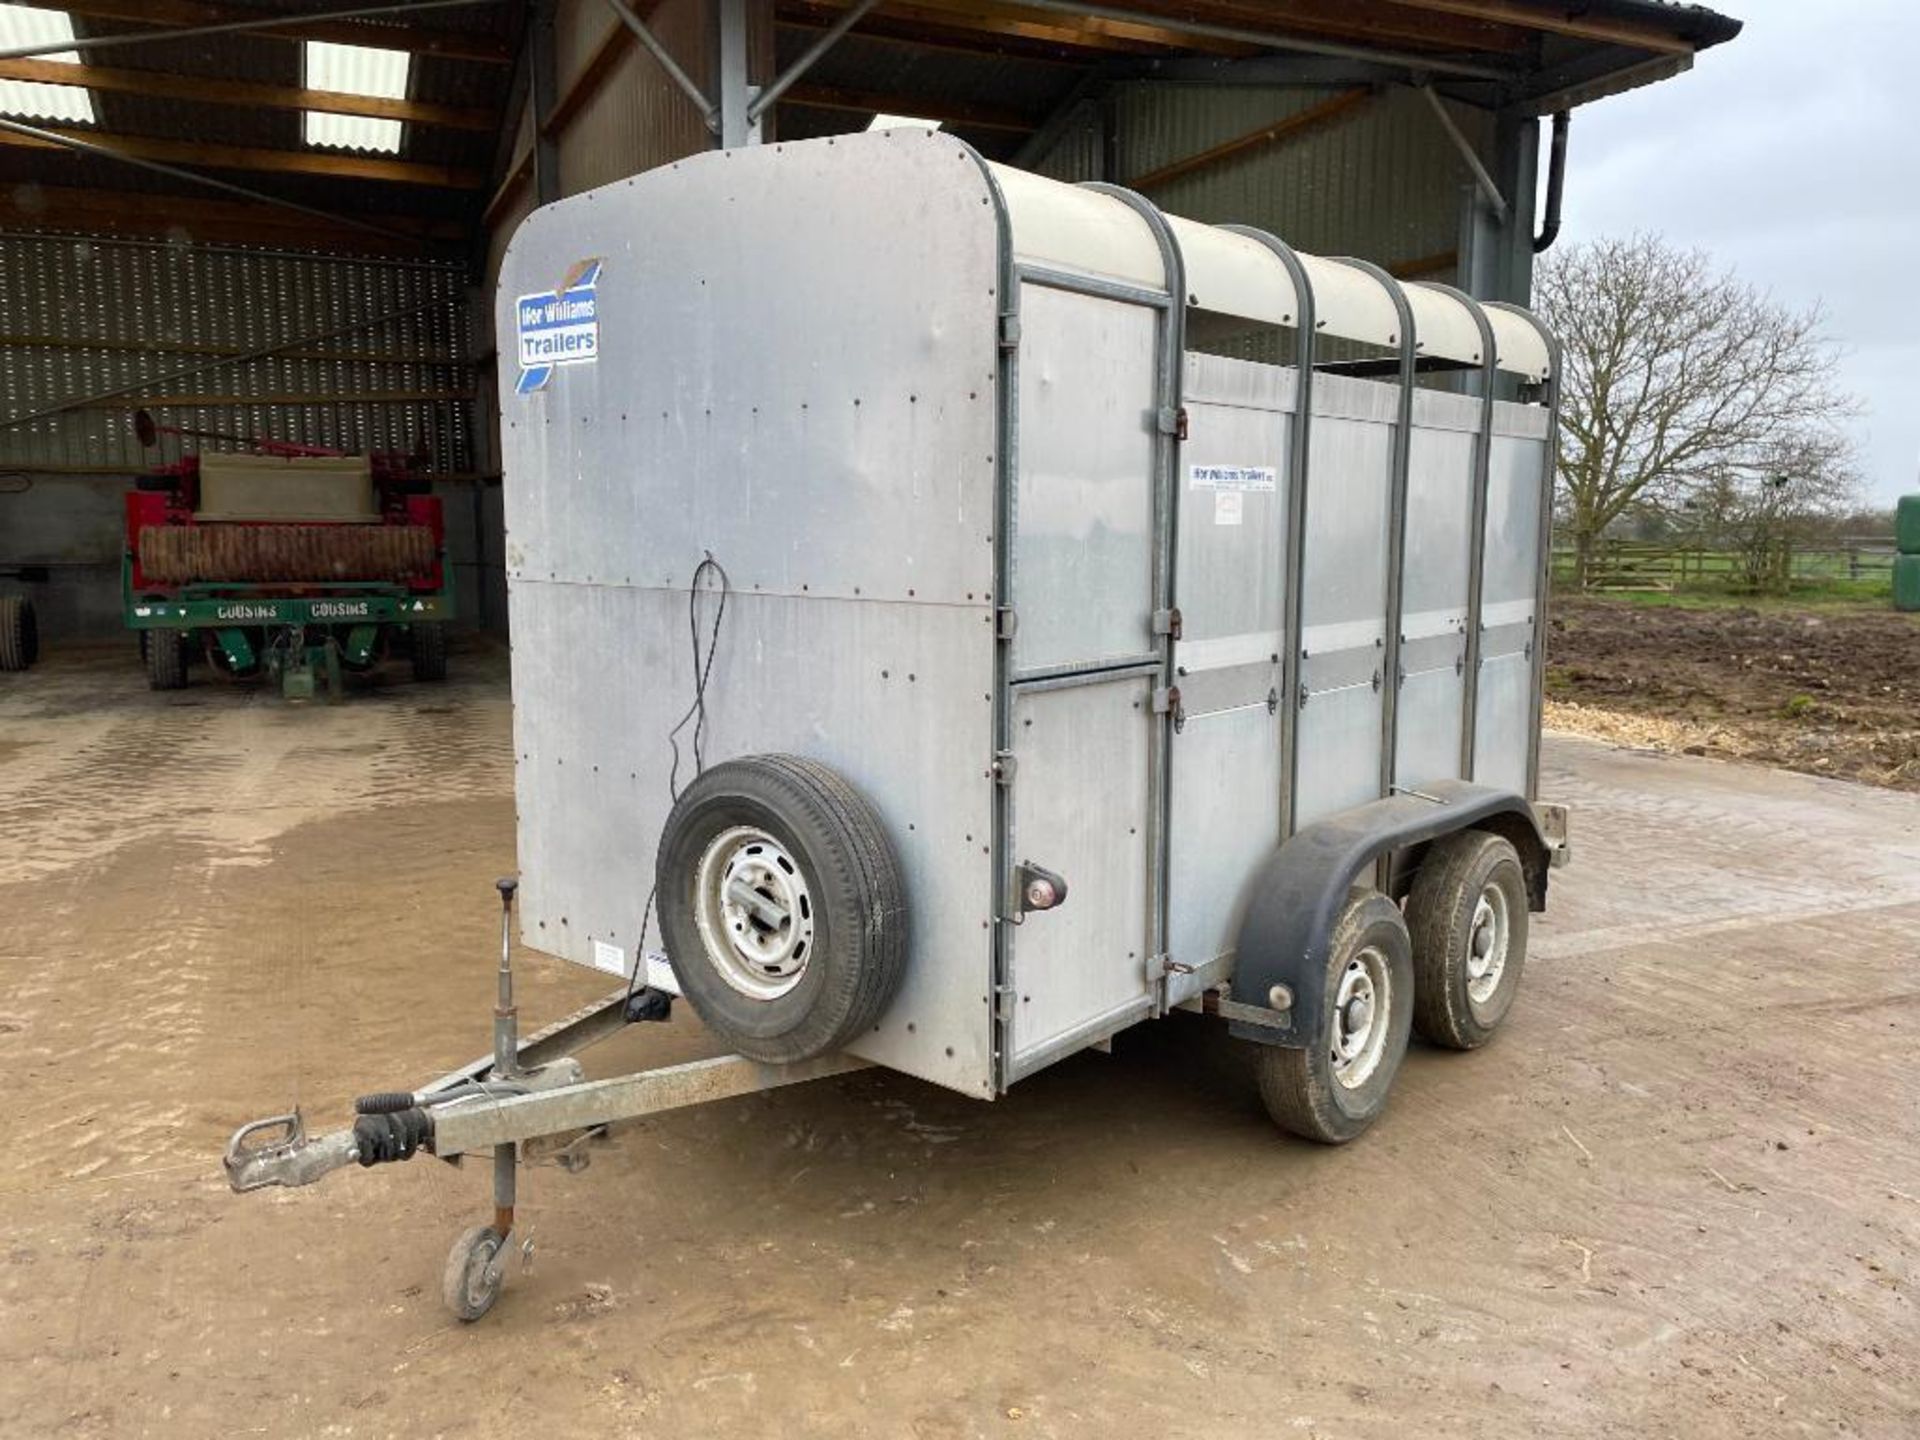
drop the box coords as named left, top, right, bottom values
left=1331, top=258, right=1416, bottom=801
left=715, top=0, right=758, bottom=148
left=491, top=876, right=521, bottom=1238
left=494, top=878, right=521, bottom=1077
left=978, top=164, right=1019, bottom=1095
left=1415, top=282, right=1497, bottom=780
left=530, top=0, right=560, bottom=202
left=1221, top=225, right=1314, bottom=840
left=1486, top=303, right=1563, bottom=801
left=1457, top=108, right=1536, bottom=302
left=1078, top=181, right=1184, bottom=1012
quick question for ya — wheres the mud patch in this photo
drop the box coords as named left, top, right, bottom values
left=1546, top=599, right=1920, bottom=790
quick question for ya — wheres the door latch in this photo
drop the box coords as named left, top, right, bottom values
left=1016, top=861, right=1068, bottom=914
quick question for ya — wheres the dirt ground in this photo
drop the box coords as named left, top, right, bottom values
left=1546, top=597, right=1920, bottom=791
left=2, top=641, right=1916, bottom=1439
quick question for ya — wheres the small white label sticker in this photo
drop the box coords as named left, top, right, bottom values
left=1214, top=490, right=1244, bottom=526
left=1189, top=464, right=1276, bottom=492
left=644, top=952, right=682, bottom=996
left=591, top=938, right=626, bottom=976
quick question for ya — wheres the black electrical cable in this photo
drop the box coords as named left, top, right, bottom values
left=665, top=552, right=731, bottom=802
left=625, top=553, right=731, bottom=1011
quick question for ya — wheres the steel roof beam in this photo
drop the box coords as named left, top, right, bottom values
left=974, top=0, right=1516, bottom=79
left=1420, top=83, right=1508, bottom=222
left=0, top=0, right=509, bottom=64
left=0, top=116, right=436, bottom=247
left=0, top=56, right=494, bottom=129
left=747, top=0, right=879, bottom=122
left=601, top=0, right=721, bottom=134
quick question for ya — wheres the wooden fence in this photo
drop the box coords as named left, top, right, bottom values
left=1550, top=540, right=1897, bottom=593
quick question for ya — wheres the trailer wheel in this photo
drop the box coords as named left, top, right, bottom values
left=656, top=755, right=906, bottom=1064
left=410, top=622, right=447, bottom=682
left=442, top=1224, right=505, bottom=1322
left=145, top=629, right=188, bottom=690
left=1407, top=831, right=1529, bottom=1050
left=0, top=596, right=36, bottom=671
left=1255, top=890, right=1413, bottom=1144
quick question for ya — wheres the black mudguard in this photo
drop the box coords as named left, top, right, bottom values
left=1230, top=781, right=1552, bottom=1049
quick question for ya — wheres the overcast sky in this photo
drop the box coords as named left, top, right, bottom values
left=1557, top=1, right=1918, bottom=506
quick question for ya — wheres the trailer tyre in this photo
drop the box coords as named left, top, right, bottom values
left=0, top=596, right=36, bottom=671
left=145, top=629, right=188, bottom=690
left=410, top=622, right=447, bottom=682
left=1255, top=890, right=1413, bottom=1145
left=657, top=755, right=906, bottom=1064
left=442, top=1224, right=505, bottom=1322
left=1407, top=831, right=1529, bottom=1050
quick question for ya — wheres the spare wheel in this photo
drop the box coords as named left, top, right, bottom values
left=655, top=754, right=907, bottom=1063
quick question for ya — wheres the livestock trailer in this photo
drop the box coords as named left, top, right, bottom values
left=225, top=131, right=1568, bottom=1321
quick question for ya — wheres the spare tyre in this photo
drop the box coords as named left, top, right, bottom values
left=655, top=754, right=907, bottom=1063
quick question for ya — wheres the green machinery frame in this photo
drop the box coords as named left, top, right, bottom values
left=124, top=557, right=454, bottom=700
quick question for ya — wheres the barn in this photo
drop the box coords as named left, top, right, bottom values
left=0, top=0, right=1739, bottom=648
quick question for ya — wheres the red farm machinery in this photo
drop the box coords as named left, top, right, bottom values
left=123, top=412, right=453, bottom=700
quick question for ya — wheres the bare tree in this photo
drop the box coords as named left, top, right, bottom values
left=1532, top=235, right=1860, bottom=588
left=1690, top=433, right=1859, bottom=592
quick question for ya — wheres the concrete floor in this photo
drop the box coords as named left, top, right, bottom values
left=1, top=643, right=1916, bottom=1439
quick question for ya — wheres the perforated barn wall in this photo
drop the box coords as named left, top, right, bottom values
left=0, top=233, right=493, bottom=638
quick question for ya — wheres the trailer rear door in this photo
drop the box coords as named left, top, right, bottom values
left=1002, top=277, right=1161, bottom=1083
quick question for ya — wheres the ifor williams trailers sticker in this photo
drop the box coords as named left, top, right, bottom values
left=515, top=257, right=601, bottom=394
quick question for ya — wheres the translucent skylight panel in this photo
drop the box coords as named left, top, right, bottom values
left=0, top=7, right=95, bottom=125
left=302, top=40, right=409, bottom=154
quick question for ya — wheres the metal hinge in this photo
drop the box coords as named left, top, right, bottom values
left=1151, top=607, right=1182, bottom=639
left=991, top=750, right=1017, bottom=785
left=998, top=313, right=1021, bottom=350
left=1148, top=954, right=1195, bottom=981
left=1153, top=685, right=1185, bottom=733
left=992, top=984, right=1017, bottom=1022
left=1156, top=406, right=1188, bottom=440
left=996, top=606, right=1018, bottom=639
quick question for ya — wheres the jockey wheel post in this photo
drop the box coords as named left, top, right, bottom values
left=444, top=876, right=523, bottom=1322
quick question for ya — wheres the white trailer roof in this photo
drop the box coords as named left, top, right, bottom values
left=984, top=157, right=1550, bottom=380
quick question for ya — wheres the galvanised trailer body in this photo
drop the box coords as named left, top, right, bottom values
left=223, top=132, right=1568, bottom=1320
left=498, top=131, right=1563, bottom=1098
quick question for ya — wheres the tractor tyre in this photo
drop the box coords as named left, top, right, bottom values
left=0, top=596, right=36, bottom=671
left=145, top=629, right=188, bottom=690
left=410, top=622, right=447, bottom=682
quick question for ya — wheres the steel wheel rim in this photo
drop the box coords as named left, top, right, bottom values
left=1330, top=944, right=1391, bottom=1089
left=693, top=826, right=815, bottom=1001
left=1465, top=883, right=1510, bottom=1009
left=461, top=1235, right=500, bottom=1310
